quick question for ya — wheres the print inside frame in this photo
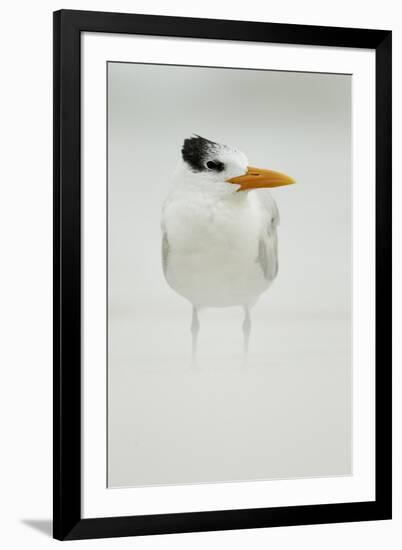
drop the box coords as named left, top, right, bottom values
left=106, top=61, right=352, bottom=490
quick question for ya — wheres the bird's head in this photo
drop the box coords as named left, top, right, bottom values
left=180, top=135, right=295, bottom=194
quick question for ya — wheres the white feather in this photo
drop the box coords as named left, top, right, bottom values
left=161, top=164, right=279, bottom=309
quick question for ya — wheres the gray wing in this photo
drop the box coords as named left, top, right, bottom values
left=162, top=231, right=169, bottom=277
left=255, top=190, right=279, bottom=281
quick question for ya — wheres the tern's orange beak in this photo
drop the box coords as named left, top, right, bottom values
left=227, top=166, right=295, bottom=191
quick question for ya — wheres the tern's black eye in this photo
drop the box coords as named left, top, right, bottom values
left=206, top=160, right=224, bottom=172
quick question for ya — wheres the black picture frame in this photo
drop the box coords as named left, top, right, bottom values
left=53, top=9, right=392, bottom=541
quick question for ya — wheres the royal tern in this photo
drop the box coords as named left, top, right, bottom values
left=161, top=135, right=295, bottom=363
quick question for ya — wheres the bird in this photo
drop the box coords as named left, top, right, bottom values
left=161, top=135, right=295, bottom=364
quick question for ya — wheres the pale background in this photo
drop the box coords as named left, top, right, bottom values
left=1, top=0, right=401, bottom=549
left=108, top=62, right=352, bottom=487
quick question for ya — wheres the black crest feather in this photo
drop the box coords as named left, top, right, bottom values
left=181, top=135, right=219, bottom=172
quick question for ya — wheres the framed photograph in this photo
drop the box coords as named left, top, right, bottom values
left=53, top=9, right=392, bottom=541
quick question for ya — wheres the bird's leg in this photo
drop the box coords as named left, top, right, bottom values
left=242, top=306, right=251, bottom=364
left=191, top=306, right=200, bottom=366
